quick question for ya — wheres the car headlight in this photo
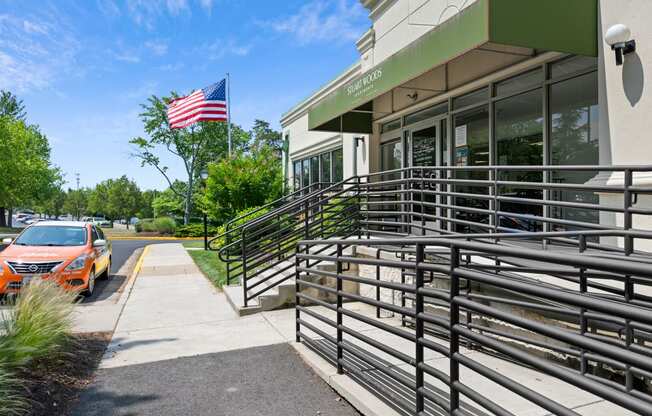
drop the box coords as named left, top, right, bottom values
left=65, top=254, right=89, bottom=271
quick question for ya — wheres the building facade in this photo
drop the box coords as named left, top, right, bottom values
left=281, top=0, right=652, bottom=241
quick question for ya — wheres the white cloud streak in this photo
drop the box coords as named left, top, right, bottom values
left=0, top=11, right=81, bottom=93
left=259, top=0, right=368, bottom=45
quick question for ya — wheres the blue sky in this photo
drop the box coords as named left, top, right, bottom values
left=0, top=0, right=369, bottom=190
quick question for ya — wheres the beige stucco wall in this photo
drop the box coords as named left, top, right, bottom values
left=368, top=0, right=478, bottom=66
left=598, top=0, right=652, bottom=169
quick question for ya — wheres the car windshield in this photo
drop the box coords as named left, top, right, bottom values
left=14, top=226, right=87, bottom=246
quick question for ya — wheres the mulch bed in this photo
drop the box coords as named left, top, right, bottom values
left=18, top=332, right=111, bottom=416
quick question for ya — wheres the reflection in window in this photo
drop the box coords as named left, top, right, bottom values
left=320, top=152, right=331, bottom=183
left=495, top=89, right=544, bottom=231
left=453, top=106, right=489, bottom=232
left=302, top=159, right=310, bottom=188
left=550, top=71, right=600, bottom=229
left=310, top=156, right=320, bottom=185
left=453, top=87, right=488, bottom=110
left=332, top=148, right=343, bottom=182
left=293, top=161, right=301, bottom=191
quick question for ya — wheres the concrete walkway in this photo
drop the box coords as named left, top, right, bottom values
left=74, top=244, right=360, bottom=415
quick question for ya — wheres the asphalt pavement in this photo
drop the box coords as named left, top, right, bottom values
left=72, top=343, right=360, bottom=416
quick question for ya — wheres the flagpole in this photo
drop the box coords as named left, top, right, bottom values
left=227, top=72, right=232, bottom=157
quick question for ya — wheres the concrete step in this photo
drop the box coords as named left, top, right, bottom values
left=222, top=284, right=262, bottom=317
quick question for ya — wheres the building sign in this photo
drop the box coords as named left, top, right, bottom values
left=345, top=69, right=383, bottom=99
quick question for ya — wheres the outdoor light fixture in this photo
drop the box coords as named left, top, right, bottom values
left=355, top=136, right=365, bottom=147
left=200, top=169, right=209, bottom=181
left=605, top=24, right=636, bottom=66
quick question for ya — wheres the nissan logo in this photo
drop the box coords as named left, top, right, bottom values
left=28, top=264, right=39, bottom=273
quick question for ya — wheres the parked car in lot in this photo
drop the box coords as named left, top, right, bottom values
left=0, top=221, right=112, bottom=297
left=90, top=217, right=111, bottom=227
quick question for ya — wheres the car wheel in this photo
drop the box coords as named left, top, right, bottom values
left=83, top=268, right=96, bottom=297
left=99, top=259, right=111, bottom=281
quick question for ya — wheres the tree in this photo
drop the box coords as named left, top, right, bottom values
left=130, top=94, right=250, bottom=224
left=87, top=181, right=110, bottom=217
left=204, top=146, right=284, bottom=223
left=106, top=176, right=141, bottom=228
left=138, top=190, right=157, bottom=219
left=0, top=118, right=62, bottom=227
left=63, top=188, right=89, bottom=221
left=36, top=187, right=66, bottom=219
left=251, top=119, right=283, bottom=155
left=0, top=90, right=26, bottom=121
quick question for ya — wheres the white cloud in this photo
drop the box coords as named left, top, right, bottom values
left=260, top=0, right=368, bottom=45
left=159, top=62, right=185, bottom=71
left=126, top=0, right=213, bottom=28
left=113, top=50, right=141, bottom=63
left=145, top=40, right=168, bottom=56
left=201, top=38, right=252, bottom=60
left=97, top=0, right=121, bottom=17
left=0, top=11, right=81, bottom=93
left=199, top=0, right=214, bottom=14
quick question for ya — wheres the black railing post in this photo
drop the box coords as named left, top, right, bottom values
left=376, top=249, right=381, bottom=319
left=449, top=245, right=461, bottom=413
left=295, top=243, right=301, bottom=343
left=623, top=169, right=634, bottom=391
left=336, top=243, right=344, bottom=375
left=415, top=243, right=425, bottom=413
left=241, top=228, right=248, bottom=307
left=578, top=234, right=588, bottom=375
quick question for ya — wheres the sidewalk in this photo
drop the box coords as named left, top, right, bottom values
left=73, top=244, right=359, bottom=416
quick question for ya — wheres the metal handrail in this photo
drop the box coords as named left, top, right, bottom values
left=296, top=230, right=652, bottom=416
left=213, top=164, right=652, bottom=311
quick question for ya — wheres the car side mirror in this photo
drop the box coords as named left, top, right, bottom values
left=2, top=238, right=12, bottom=244
left=93, top=239, right=106, bottom=248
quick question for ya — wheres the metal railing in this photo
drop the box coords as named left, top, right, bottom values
left=214, top=165, right=652, bottom=308
left=295, top=231, right=652, bottom=416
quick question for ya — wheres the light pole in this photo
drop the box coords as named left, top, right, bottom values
left=200, top=169, right=209, bottom=251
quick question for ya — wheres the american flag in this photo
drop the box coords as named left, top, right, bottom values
left=166, top=79, right=227, bottom=129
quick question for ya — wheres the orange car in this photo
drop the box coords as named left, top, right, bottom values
left=0, top=221, right=112, bottom=297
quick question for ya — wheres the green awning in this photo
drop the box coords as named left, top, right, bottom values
left=308, top=0, right=598, bottom=133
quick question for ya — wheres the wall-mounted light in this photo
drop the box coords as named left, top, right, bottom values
left=605, top=24, right=636, bottom=66
left=355, top=136, right=365, bottom=147
left=407, top=91, right=418, bottom=101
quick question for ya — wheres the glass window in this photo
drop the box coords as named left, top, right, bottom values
left=293, top=161, right=301, bottom=190
left=301, top=159, right=310, bottom=188
left=495, top=89, right=544, bottom=231
left=411, top=126, right=436, bottom=167
left=91, top=227, right=100, bottom=242
left=381, top=140, right=402, bottom=173
left=550, top=71, right=600, bottom=229
left=550, top=56, right=598, bottom=79
left=454, top=106, right=489, bottom=167
left=453, top=87, right=488, bottom=110
left=404, top=102, right=448, bottom=126
left=332, top=148, right=343, bottom=182
left=310, top=156, right=320, bottom=184
left=320, top=152, right=331, bottom=183
left=495, top=69, right=543, bottom=97
left=381, top=119, right=401, bottom=133
left=453, top=106, right=489, bottom=232
left=15, top=226, right=87, bottom=247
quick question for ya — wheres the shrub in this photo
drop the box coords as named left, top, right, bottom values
left=0, top=364, right=27, bottom=416
left=174, top=223, right=220, bottom=238
left=1, top=281, right=77, bottom=367
left=152, top=217, right=176, bottom=235
left=210, top=205, right=271, bottom=250
left=135, top=217, right=177, bottom=234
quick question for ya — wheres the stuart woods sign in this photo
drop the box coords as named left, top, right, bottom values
left=346, top=69, right=383, bottom=99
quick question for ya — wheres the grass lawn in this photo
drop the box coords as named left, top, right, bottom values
left=182, top=240, right=205, bottom=249
left=187, top=249, right=228, bottom=288
left=0, top=227, right=21, bottom=234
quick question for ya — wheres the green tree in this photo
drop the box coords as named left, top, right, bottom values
left=138, top=190, right=157, bottom=219
left=0, top=118, right=62, bottom=227
left=251, top=119, right=283, bottom=155
left=87, top=181, right=110, bottom=217
left=0, top=90, right=26, bottom=120
left=204, top=146, right=283, bottom=223
left=106, top=176, right=141, bottom=229
left=63, top=188, right=89, bottom=221
left=130, top=94, right=249, bottom=224
left=36, top=187, right=66, bottom=219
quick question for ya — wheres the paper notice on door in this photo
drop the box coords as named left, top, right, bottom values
left=455, top=125, right=467, bottom=147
